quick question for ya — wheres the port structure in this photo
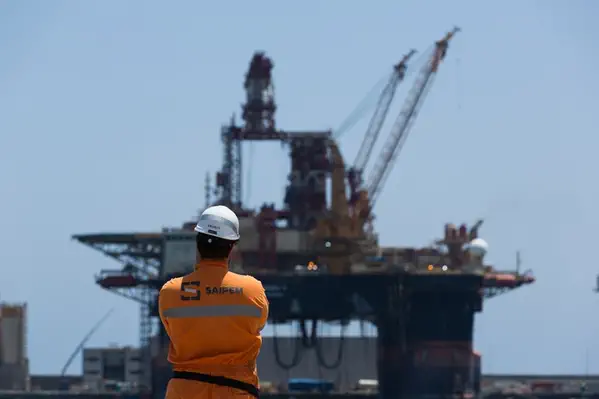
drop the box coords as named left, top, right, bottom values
left=73, top=28, right=535, bottom=398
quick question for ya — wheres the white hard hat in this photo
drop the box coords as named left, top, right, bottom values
left=194, top=205, right=240, bottom=241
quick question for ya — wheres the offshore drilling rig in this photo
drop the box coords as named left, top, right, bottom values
left=73, top=28, right=535, bottom=398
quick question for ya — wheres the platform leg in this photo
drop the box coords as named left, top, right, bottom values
left=376, top=314, right=404, bottom=398
left=375, top=279, right=406, bottom=398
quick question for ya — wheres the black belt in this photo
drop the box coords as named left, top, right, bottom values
left=171, top=370, right=259, bottom=398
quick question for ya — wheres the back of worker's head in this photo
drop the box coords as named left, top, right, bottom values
left=194, top=205, right=240, bottom=260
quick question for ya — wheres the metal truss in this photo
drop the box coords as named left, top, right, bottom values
left=72, top=233, right=164, bottom=303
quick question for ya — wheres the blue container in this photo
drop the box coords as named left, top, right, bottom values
left=287, top=378, right=335, bottom=393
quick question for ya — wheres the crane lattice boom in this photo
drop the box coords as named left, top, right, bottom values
left=353, top=50, right=417, bottom=175
left=366, top=27, right=460, bottom=206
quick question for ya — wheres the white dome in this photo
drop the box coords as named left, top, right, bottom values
left=468, top=238, right=488, bottom=257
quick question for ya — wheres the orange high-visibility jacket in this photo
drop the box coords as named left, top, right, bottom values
left=159, top=259, right=269, bottom=398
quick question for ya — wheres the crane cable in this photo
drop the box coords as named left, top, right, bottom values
left=332, top=72, right=391, bottom=140
left=272, top=323, right=303, bottom=370
left=60, top=308, right=114, bottom=376
left=360, top=320, right=369, bottom=361
left=332, top=45, right=433, bottom=150
left=314, top=321, right=346, bottom=370
left=300, top=319, right=318, bottom=348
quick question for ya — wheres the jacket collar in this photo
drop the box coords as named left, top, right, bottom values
left=195, top=259, right=228, bottom=270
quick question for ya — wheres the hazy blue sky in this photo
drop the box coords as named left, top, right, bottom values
left=1, top=0, right=598, bottom=376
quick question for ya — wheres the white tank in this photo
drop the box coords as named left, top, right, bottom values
left=468, top=238, right=488, bottom=257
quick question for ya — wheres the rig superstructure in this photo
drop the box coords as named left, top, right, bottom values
left=73, top=28, right=535, bottom=398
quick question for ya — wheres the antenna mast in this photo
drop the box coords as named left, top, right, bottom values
left=204, top=172, right=211, bottom=209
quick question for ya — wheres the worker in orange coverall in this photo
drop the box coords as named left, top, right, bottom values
left=159, top=205, right=269, bottom=398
